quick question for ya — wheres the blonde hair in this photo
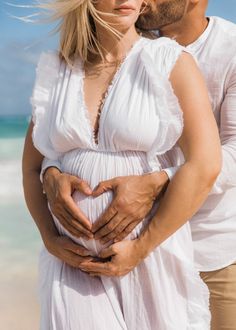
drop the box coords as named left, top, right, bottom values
left=37, top=0, right=123, bottom=65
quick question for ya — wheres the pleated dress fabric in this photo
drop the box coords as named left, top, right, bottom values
left=31, top=37, right=210, bottom=330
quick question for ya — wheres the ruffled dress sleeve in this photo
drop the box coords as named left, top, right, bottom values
left=140, top=38, right=188, bottom=170
left=30, top=51, right=63, bottom=160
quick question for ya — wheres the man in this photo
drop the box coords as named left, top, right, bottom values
left=40, top=1, right=236, bottom=328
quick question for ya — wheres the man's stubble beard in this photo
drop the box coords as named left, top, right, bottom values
left=136, top=0, right=187, bottom=31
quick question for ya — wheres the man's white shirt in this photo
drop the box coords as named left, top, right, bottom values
left=162, top=17, right=236, bottom=271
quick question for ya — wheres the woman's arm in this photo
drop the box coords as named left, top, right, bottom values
left=22, top=121, right=94, bottom=266
left=79, top=53, right=222, bottom=277
left=22, top=121, right=58, bottom=245
left=138, top=52, right=221, bottom=255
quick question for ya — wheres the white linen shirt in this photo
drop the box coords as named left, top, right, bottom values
left=162, top=17, right=236, bottom=271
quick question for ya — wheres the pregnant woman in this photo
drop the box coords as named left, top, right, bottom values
left=22, top=0, right=221, bottom=329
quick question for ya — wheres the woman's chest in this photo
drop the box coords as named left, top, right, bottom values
left=49, top=55, right=163, bottom=153
left=83, top=64, right=119, bottom=129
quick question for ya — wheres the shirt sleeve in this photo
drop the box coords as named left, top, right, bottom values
left=40, top=157, right=62, bottom=183
left=162, top=166, right=179, bottom=180
left=210, top=58, right=236, bottom=194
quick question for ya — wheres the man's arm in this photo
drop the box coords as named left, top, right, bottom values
left=210, top=58, right=236, bottom=194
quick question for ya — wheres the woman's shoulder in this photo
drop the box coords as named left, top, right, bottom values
left=32, top=50, right=64, bottom=100
left=140, top=37, right=186, bottom=78
left=36, top=50, right=61, bottom=77
left=31, top=51, right=61, bottom=121
left=30, top=51, right=64, bottom=159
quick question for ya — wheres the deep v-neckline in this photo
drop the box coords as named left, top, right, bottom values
left=79, top=37, right=144, bottom=149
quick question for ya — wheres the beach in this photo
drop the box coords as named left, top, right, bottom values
left=0, top=117, right=41, bottom=329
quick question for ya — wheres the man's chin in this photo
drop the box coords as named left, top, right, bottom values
left=136, top=21, right=172, bottom=32
left=136, top=16, right=180, bottom=32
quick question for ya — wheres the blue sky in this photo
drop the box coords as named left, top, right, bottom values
left=1, top=0, right=236, bottom=116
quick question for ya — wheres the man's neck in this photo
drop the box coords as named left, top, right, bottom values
left=159, top=16, right=209, bottom=47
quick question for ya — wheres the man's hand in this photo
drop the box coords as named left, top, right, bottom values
left=80, top=239, right=145, bottom=277
left=45, top=235, right=95, bottom=268
left=43, top=167, right=93, bottom=239
left=92, top=171, right=169, bottom=244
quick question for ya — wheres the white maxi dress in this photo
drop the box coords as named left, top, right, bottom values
left=31, top=37, right=210, bottom=330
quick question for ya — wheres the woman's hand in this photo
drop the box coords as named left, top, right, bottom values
left=80, top=239, right=146, bottom=277
left=43, top=167, right=93, bottom=239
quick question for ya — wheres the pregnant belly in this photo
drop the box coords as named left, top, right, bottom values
left=52, top=149, right=158, bottom=255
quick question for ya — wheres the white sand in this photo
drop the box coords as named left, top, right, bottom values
left=0, top=270, right=40, bottom=330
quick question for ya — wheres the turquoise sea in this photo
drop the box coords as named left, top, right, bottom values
left=0, top=115, right=41, bottom=329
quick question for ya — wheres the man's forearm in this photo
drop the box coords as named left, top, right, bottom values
left=138, top=162, right=218, bottom=256
left=211, top=59, right=236, bottom=194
